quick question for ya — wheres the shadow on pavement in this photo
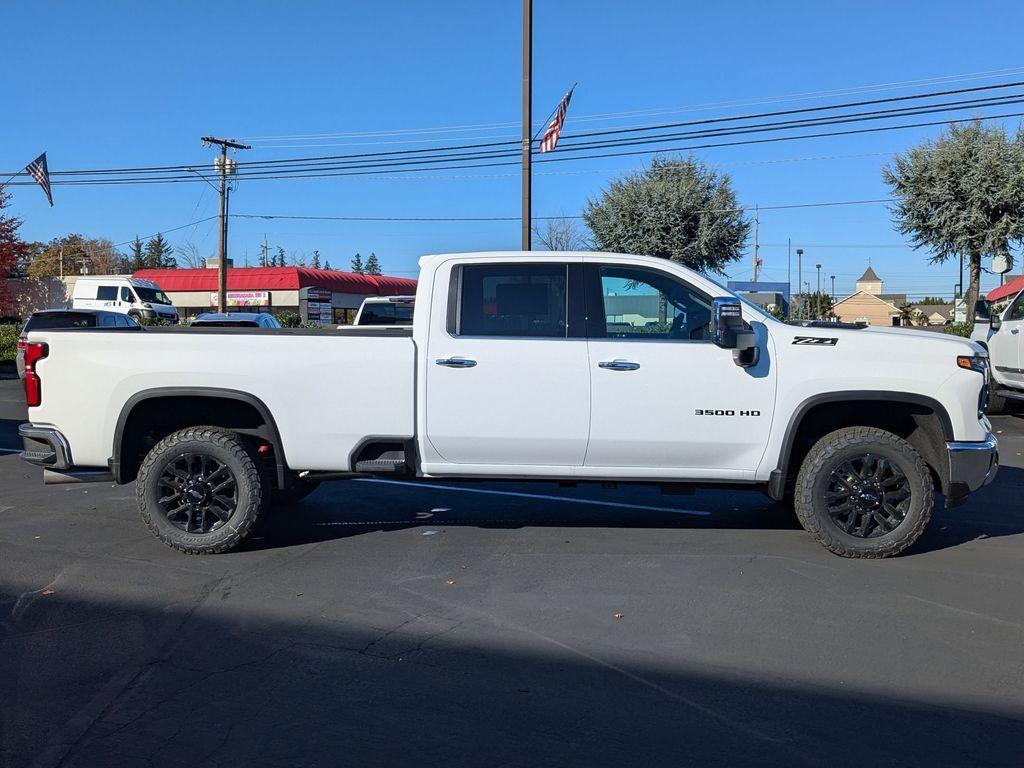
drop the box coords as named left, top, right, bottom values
left=0, top=417, right=24, bottom=452
left=249, top=470, right=1024, bottom=558
left=2, top=591, right=1022, bottom=768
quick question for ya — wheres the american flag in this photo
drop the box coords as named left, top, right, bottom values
left=538, top=86, right=575, bottom=153
left=25, top=152, right=53, bottom=207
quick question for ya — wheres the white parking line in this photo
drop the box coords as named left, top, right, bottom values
left=355, top=477, right=711, bottom=517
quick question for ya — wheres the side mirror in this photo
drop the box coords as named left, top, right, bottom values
left=713, top=297, right=744, bottom=349
left=713, top=297, right=759, bottom=368
left=973, top=300, right=991, bottom=323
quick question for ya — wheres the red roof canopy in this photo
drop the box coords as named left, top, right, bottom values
left=133, top=266, right=417, bottom=296
left=987, top=275, right=1024, bottom=303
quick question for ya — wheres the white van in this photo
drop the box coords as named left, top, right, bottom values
left=71, top=276, right=179, bottom=323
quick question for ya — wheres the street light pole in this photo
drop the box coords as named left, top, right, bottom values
left=830, top=274, right=836, bottom=304
left=796, top=248, right=804, bottom=319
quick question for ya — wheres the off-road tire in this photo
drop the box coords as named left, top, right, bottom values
left=794, top=426, right=933, bottom=558
left=137, top=426, right=266, bottom=554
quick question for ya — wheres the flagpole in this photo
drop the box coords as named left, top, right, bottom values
left=532, top=83, right=577, bottom=142
left=521, top=0, right=532, bottom=251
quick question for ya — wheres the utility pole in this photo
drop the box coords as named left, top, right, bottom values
left=752, top=206, right=760, bottom=282
left=787, top=238, right=791, bottom=303
left=201, top=137, right=251, bottom=312
left=815, top=264, right=822, bottom=296
left=830, top=274, right=836, bottom=304
left=261, top=235, right=269, bottom=268
left=521, top=0, right=532, bottom=251
left=796, top=248, right=804, bottom=319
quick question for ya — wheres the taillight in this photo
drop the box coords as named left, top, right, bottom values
left=17, top=336, right=27, bottom=351
left=23, top=342, right=48, bottom=407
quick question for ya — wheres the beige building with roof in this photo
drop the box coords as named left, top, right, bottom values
left=832, top=266, right=905, bottom=326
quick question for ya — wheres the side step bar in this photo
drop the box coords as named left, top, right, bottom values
left=353, top=458, right=407, bottom=473
left=994, top=387, right=1024, bottom=402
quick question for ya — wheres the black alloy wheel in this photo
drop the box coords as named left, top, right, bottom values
left=157, top=452, right=238, bottom=534
left=823, top=453, right=912, bottom=538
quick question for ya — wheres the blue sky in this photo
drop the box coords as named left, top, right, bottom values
left=5, top=0, right=1024, bottom=299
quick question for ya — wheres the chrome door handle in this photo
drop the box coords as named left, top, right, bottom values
left=598, top=360, right=640, bottom=371
left=435, top=357, right=477, bottom=368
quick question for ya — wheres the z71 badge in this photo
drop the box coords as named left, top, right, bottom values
left=793, top=336, right=838, bottom=346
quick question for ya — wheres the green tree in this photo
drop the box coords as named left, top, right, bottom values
left=351, top=252, right=364, bottom=274
left=311, top=249, right=322, bottom=269
left=128, top=236, right=146, bottom=271
left=884, top=121, right=1024, bottom=314
left=324, top=259, right=332, bottom=270
left=144, top=233, right=175, bottom=269
left=364, top=252, right=381, bottom=275
left=28, top=235, right=125, bottom=277
left=793, top=291, right=834, bottom=321
left=916, top=296, right=948, bottom=305
left=275, top=246, right=287, bottom=267
left=583, top=156, right=750, bottom=273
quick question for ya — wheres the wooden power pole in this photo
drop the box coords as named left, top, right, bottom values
left=521, top=0, right=532, bottom=251
left=201, top=137, right=251, bottom=312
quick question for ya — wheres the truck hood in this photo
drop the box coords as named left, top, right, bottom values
left=781, top=321, right=984, bottom=353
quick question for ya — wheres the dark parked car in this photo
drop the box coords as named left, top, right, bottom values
left=190, top=312, right=282, bottom=329
left=16, top=309, right=140, bottom=378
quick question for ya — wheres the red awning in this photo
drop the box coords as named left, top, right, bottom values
left=134, top=266, right=417, bottom=296
left=987, top=276, right=1024, bottom=303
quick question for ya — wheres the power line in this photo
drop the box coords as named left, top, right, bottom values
left=237, top=65, right=1024, bottom=143
left=6, top=79, right=1024, bottom=181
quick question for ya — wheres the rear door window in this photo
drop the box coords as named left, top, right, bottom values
left=455, top=264, right=567, bottom=338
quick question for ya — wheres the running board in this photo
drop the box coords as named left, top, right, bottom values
left=353, top=458, right=407, bottom=474
left=994, top=388, right=1024, bottom=402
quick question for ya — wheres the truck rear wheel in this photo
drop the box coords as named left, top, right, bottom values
left=137, top=426, right=267, bottom=554
left=793, top=426, right=933, bottom=558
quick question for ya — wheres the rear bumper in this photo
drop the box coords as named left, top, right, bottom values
left=19, top=424, right=113, bottom=483
left=946, top=432, right=998, bottom=507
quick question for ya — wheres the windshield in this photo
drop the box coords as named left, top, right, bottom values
left=134, top=287, right=172, bottom=305
left=26, top=313, right=97, bottom=331
left=359, top=302, right=414, bottom=325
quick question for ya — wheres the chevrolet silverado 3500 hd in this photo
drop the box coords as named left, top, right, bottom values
left=19, top=251, right=998, bottom=558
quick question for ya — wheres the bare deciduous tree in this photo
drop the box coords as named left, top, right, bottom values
left=176, top=241, right=206, bottom=269
left=533, top=216, right=589, bottom=251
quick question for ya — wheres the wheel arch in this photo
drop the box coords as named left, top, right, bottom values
left=767, top=391, right=952, bottom=501
left=112, top=387, right=287, bottom=487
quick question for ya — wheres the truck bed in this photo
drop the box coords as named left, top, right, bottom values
left=26, top=326, right=416, bottom=472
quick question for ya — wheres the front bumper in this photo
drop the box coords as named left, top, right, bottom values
left=946, top=432, right=998, bottom=507
left=141, top=309, right=178, bottom=322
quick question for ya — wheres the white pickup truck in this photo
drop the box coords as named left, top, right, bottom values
left=19, top=251, right=997, bottom=558
left=971, top=293, right=1024, bottom=413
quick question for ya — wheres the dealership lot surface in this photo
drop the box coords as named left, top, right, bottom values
left=1, top=378, right=1022, bottom=767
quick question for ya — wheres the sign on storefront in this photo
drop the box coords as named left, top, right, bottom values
left=209, top=291, right=270, bottom=307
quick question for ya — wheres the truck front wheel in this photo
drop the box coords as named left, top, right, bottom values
left=793, top=427, right=933, bottom=558
left=137, top=426, right=267, bottom=554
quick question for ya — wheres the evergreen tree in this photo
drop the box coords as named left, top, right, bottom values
left=364, top=252, right=381, bottom=275
left=128, top=236, right=146, bottom=271
left=884, top=121, right=1024, bottom=313
left=144, top=233, right=175, bottom=269
left=276, top=246, right=286, bottom=267
left=324, top=260, right=332, bottom=270
left=351, top=252, right=364, bottom=274
left=584, top=156, right=750, bottom=274
left=312, top=249, right=322, bottom=269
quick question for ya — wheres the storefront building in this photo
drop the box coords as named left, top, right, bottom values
left=133, top=266, right=417, bottom=325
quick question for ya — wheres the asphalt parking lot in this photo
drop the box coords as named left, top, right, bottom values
left=1, top=378, right=1022, bottom=767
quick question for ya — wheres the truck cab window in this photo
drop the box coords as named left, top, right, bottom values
left=596, top=266, right=712, bottom=341
left=121, top=287, right=134, bottom=303
left=457, top=264, right=567, bottom=338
